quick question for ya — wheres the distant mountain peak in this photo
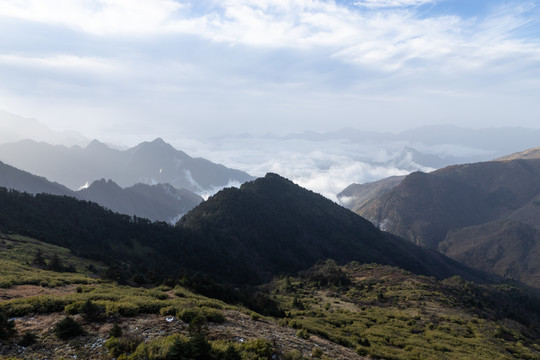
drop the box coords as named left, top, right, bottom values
left=85, top=178, right=122, bottom=191
left=238, top=173, right=301, bottom=195
left=132, top=137, right=177, bottom=156
left=151, top=137, right=166, bottom=144
left=86, top=139, right=109, bottom=151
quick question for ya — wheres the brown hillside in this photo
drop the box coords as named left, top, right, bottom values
left=355, top=158, right=540, bottom=287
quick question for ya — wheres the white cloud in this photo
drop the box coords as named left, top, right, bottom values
left=0, top=0, right=539, bottom=138
left=1, top=0, right=538, bottom=75
left=353, top=0, right=434, bottom=8
left=0, top=0, right=184, bottom=34
left=171, top=136, right=437, bottom=202
left=0, top=54, right=116, bottom=73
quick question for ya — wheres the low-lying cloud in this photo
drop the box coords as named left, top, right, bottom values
left=170, top=135, right=442, bottom=203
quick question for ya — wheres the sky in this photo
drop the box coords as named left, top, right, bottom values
left=0, top=0, right=539, bottom=142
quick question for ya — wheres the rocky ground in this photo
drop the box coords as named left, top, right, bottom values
left=1, top=286, right=363, bottom=360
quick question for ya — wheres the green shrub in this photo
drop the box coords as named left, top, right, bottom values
left=159, top=305, right=178, bottom=316
left=311, top=346, right=323, bottom=358
left=284, top=349, right=305, bottom=360
left=356, top=346, right=369, bottom=356
left=203, top=308, right=226, bottom=323
left=80, top=299, right=104, bottom=321
left=179, top=308, right=200, bottom=323
left=105, top=335, right=141, bottom=358
left=244, top=338, right=274, bottom=359
left=296, top=328, right=310, bottom=339
left=125, top=334, right=184, bottom=360
left=104, top=301, right=139, bottom=317
left=146, top=290, right=169, bottom=300
left=64, top=301, right=84, bottom=315
left=54, top=316, right=83, bottom=340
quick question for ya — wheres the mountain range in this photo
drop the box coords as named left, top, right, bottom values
left=276, top=125, right=540, bottom=158
left=238, top=125, right=540, bottom=168
left=346, top=148, right=540, bottom=287
left=0, top=173, right=493, bottom=285
left=0, top=137, right=254, bottom=194
left=0, top=160, right=202, bottom=223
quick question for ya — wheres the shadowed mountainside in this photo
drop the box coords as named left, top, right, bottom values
left=177, top=173, right=493, bottom=283
left=77, top=179, right=202, bottom=223
left=0, top=161, right=202, bottom=223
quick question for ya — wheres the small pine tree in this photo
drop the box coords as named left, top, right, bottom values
left=47, top=254, right=64, bottom=272
left=188, top=315, right=208, bottom=337
left=18, top=331, right=37, bottom=347
left=54, top=316, right=83, bottom=340
left=80, top=299, right=103, bottom=322
left=32, top=249, right=46, bottom=268
left=109, top=322, right=122, bottom=338
left=292, top=296, right=305, bottom=310
left=0, top=312, right=15, bottom=339
left=223, top=344, right=242, bottom=360
left=188, top=334, right=212, bottom=360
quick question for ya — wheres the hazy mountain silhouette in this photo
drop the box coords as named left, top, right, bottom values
left=0, top=160, right=201, bottom=223
left=0, top=109, right=89, bottom=146
left=0, top=138, right=254, bottom=193
left=269, top=125, right=540, bottom=162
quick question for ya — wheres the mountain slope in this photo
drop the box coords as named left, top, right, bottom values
left=77, top=180, right=202, bottom=223
left=0, top=160, right=73, bottom=196
left=439, top=220, right=540, bottom=286
left=0, top=138, right=254, bottom=193
left=496, top=146, right=540, bottom=161
left=338, top=175, right=405, bottom=212
left=178, top=173, right=493, bottom=284
left=355, top=157, right=540, bottom=287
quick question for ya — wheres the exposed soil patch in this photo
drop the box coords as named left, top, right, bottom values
left=0, top=284, right=79, bottom=300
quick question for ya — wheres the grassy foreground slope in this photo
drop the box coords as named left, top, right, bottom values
left=2, top=235, right=540, bottom=360
left=267, top=261, right=540, bottom=360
